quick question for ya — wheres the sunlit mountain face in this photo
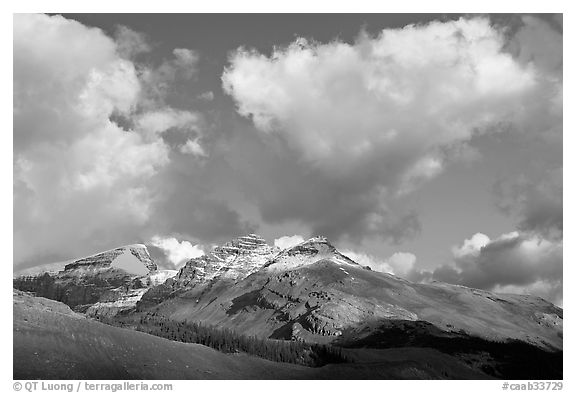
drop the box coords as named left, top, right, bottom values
left=13, top=13, right=562, bottom=380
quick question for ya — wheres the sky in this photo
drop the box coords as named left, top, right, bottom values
left=13, top=13, right=563, bottom=305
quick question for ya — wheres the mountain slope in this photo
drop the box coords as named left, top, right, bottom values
left=14, top=234, right=563, bottom=379
left=13, top=290, right=311, bottom=379
left=143, top=238, right=562, bottom=352
left=13, top=290, right=491, bottom=379
left=13, top=244, right=174, bottom=317
left=174, top=234, right=279, bottom=287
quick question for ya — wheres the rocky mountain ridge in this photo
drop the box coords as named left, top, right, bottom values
left=137, top=234, right=562, bottom=352
left=63, top=244, right=157, bottom=272
left=13, top=244, right=171, bottom=316
left=174, top=234, right=279, bottom=288
left=13, top=233, right=563, bottom=379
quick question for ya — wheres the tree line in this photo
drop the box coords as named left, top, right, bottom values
left=133, top=312, right=348, bottom=367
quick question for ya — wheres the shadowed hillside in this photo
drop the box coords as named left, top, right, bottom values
left=14, top=290, right=493, bottom=379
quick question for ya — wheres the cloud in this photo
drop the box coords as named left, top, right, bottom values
left=494, top=280, right=563, bottom=308
left=198, top=91, right=215, bottom=101
left=150, top=236, right=205, bottom=267
left=505, top=15, right=562, bottom=144
left=508, top=15, right=562, bottom=77
left=180, top=138, right=208, bottom=157
left=222, top=16, right=556, bottom=242
left=13, top=14, right=246, bottom=268
left=13, top=14, right=171, bottom=266
left=425, top=232, right=563, bottom=305
left=139, top=48, right=200, bottom=107
left=135, top=108, right=202, bottom=137
left=114, top=25, right=151, bottom=59
left=385, top=252, right=417, bottom=276
left=451, top=233, right=491, bottom=259
left=274, top=235, right=305, bottom=249
left=134, top=108, right=208, bottom=158
left=342, top=249, right=416, bottom=277
left=220, top=129, right=421, bottom=243
left=494, top=168, right=562, bottom=239
left=149, top=152, right=257, bottom=244
left=172, top=48, right=200, bottom=79
left=223, top=18, right=536, bottom=171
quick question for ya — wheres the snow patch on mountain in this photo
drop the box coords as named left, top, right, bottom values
left=264, top=236, right=360, bottom=272
left=175, top=234, right=280, bottom=286
left=148, top=269, right=178, bottom=285
left=63, top=244, right=157, bottom=273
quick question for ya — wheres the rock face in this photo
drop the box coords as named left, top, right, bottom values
left=174, top=234, right=279, bottom=287
left=16, top=289, right=505, bottom=380
left=13, top=233, right=564, bottom=376
left=135, top=234, right=562, bottom=357
left=13, top=244, right=164, bottom=316
left=64, top=244, right=157, bottom=272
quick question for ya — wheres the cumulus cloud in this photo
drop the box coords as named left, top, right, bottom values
left=451, top=233, right=491, bottom=260
left=342, top=249, right=416, bottom=277
left=426, top=232, right=563, bottom=305
left=13, top=14, right=244, bottom=268
left=13, top=14, right=170, bottom=266
left=224, top=17, right=536, bottom=171
left=222, top=16, right=556, bottom=242
left=385, top=252, right=417, bottom=276
left=150, top=236, right=205, bottom=267
left=274, top=235, right=305, bottom=250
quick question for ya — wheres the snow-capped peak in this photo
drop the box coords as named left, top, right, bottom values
left=174, top=234, right=280, bottom=286
left=263, top=235, right=359, bottom=272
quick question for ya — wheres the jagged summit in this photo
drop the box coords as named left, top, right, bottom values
left=174, top=234, right=279, bottom=286
left=214, top=233, right=271, bottom=256
left=14, top=232, right=564, bottom=379
left=171, top=234, right=362, bottom=286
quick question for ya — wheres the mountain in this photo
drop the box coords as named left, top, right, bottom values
left=13, top=289, right=490, bottom=379
left=263, top=236, right=362, bottom=272
left=13, top=244, right=176, bottom=317
left=13, top=234, right=563, bottom=379
left=143, top=236, right=562, bottom=350
left=174, top=234, right=279, bottom=287
left=13, top=290, right=310, bottom=379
